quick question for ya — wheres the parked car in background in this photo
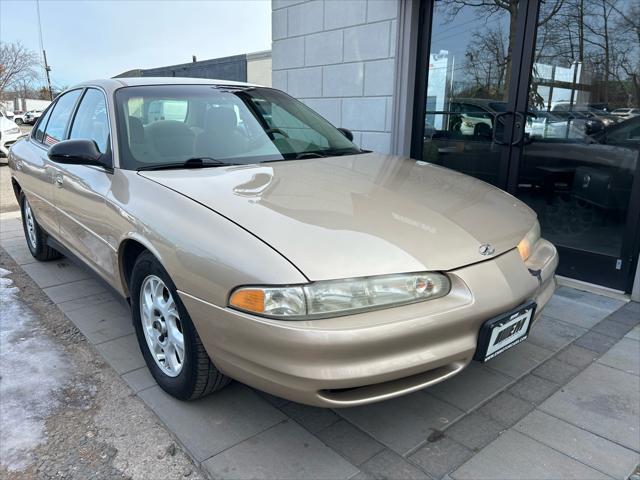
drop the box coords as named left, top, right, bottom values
left=0, top=111, right=22, bottom=161
left=611, top=108, right=640, bottom=119
left=24, top=110, right=43, bottom=125
left=8, top=111, right=27, bottom=125
left=8, top=78, right=558, bottom=407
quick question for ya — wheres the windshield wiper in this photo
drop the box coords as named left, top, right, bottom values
left=137, top=157, right=238, bottom=171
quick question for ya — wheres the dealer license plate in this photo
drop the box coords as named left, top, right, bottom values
left=474, top=303, right=536, bottom=362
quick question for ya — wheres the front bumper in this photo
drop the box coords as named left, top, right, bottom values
left=180, top=239, right=558, bottom=407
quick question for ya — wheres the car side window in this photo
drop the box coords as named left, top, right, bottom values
left=34, top=107, right=53, bottom=143
left=43, top=89, right=82, bottom=145
left=69, top=89, right=110, bottom=153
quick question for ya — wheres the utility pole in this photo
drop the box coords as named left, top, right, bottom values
left=42, top=49, right=53, bottom=101
left=36, top=0, right=53, bottom=100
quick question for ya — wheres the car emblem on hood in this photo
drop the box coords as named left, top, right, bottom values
left=479, top=243, right=495, bottom=256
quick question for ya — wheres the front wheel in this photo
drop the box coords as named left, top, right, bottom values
left=15, top=118, right=23, bottom=126
left=130, top=251, right=230, bottom=400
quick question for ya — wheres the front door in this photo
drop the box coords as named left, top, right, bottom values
left=415, top=0, right=640, bottom=292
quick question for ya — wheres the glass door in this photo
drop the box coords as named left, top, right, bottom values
left=514, top=0, right=640, bottom=290
left=416, top=0, right=526, bottom=188
left=414, top=0, right=640, bottom=291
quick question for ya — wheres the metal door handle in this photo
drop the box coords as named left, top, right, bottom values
left=15, top=160, right=22, bottom=171
left=492, top=112, right=510, bottom=145
left=55, top=174, right=63, bottom=187
left=510, top=112, right=526, bottom=146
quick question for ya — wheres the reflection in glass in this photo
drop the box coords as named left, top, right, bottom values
left=423, top=0, right=526, bottom=186
left=518, top=0, right=639, bottom=258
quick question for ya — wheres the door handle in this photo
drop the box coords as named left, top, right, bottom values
left=55, top=173, right=64, bottom=187
left=492, top=112, right=510, bottom=145
left=14, top=160, right=22, bottom=171
left=510, top=112, right=526, bottom=146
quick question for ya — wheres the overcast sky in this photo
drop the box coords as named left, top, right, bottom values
left=0, top=0, right=272, bottom=88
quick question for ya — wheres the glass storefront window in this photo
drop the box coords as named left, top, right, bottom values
left=518, top=0, right=639, bottom=260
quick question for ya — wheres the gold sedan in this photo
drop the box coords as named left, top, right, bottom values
left=8, top=78, right=557, bottom=407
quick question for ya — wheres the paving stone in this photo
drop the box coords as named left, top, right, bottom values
left=316, top=420, right=384, bottom=466
left=94, top=333, right=145, bottom=374
left=122, top=366, right=156, bottom=393
left=508, top=374, right=560, bottom=404
left=2, top=242, right=38, bottom=265
left=573, top=330, right=618, bottom=354
left=428, top=363, right=512, bottom=412
left=451, top=430, right=609, bottom=479
left=203, top=420, right=359, bottom=480
left=139, top=383, right=286, bottom=462
left=22, top=259, right=91, bottom=288
left=485, top=341, right=552, bottom=379
left=444, top=412, right=503, bottom=451
left=515, top=410, right=640, bottom=480
left=58, top=291, right=118, bottom=313
left=554, top=344, right=598, bottom=369
left=410, top=436, right=474, bottom=479
left=606, top=302, right=640, bottom=327
left=527, top=315, right=587, bottom=352
left=358, top=449, right=430, bottom=480
left=591, top=318, right=636, bottom=340
left=478, top=392, right=534, bottom=427
left=597, top=338, right=640, bottom=376
left=253, top=389, right=290, bottom=408
left=65, top=300, right=134, bottom=344
left=43, top=278, right=107, bottom=303
left=532, top=358, right=581, bottom=385
left=554, top=287, right=626, bottom=313
left=541, top=294, right=613, bottom=329
left=282, top=402, right=340, bottom=433
left=539, top=363, right=640, bottom=451
left=626, top=325, right=640, bottom=341
left=338, top=392, right=463, bottom=455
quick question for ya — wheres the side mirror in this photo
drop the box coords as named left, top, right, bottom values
left=48, top=139, right=104, bottom=166
left=338, top=127, right=354, bottom=142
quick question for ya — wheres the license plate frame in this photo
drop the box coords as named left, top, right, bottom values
left=474, top=302, right=537, bottom=362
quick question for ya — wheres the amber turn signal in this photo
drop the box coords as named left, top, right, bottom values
left=229, top=289, right=265, bottom=313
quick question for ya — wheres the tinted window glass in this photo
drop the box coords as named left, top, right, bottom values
left=69, top=89, right=109, bottom=153
left=43, top=90, right=82, bottom=145
left=34, top=107, right=53, bottom=143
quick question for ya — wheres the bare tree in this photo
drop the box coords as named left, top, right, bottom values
left=0, top=41, right=40, bottom=97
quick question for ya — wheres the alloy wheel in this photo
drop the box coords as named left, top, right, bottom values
left=139, top=275, right=185, bottom=377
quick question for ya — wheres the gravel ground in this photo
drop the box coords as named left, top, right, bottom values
left=0, top=248, right=205, bottom=480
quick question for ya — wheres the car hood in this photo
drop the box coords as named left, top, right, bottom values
left=139, top=153, right=536, bottom=281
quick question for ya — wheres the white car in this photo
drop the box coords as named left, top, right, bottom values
left=611, top=108, right=640, bottom=119
left=7, top=111, right=27, bottom=125
left=24, top=110, right=43, bottom=125
left=0, top=111, right=22, bottom=160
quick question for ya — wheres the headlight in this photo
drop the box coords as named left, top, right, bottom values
left=517, top=220, right=541, bottom=261
left=229, top=272, right=451, bottom=320
left=8, top=127, right=20, bottom=135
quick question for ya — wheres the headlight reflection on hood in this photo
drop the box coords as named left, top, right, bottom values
left=229, top=272, right=451, bottom=320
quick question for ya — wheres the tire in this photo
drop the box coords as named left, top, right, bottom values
left=15, top=118, right=23, bottom=126
left=130, top=251, right=230, bottom=400
left=20, top=193, right=62, bottom=261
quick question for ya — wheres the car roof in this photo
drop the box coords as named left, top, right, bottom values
left=70, top=77, right=261, bottom=94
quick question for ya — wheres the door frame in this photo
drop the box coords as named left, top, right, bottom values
left=410, top=0, right=640, bottom=293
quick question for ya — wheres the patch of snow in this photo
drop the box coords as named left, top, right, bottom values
left=0, top=268, right=70, bottom=471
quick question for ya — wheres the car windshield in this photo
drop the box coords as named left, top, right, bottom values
left=115, top=85, right=362, bottom=169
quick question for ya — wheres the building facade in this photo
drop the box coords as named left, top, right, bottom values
left=115, top=51, right=272, bottom=86
left=272, top=0, right=640, bottom=295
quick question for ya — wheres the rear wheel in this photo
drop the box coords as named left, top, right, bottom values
left=130, top=251, right=230, bottom=400
left=15, top=118, right=23, bottom=126
left=20, top=193, right=62, bottom=261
